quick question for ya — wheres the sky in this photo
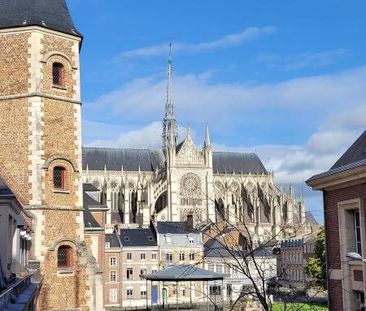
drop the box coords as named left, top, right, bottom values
left=67, top=0, right=366, bottom=224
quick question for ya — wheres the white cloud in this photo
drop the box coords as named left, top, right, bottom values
left=213, top=105, right=366, bottom=185
left=88, top=66, right=366, bottom=130
left=84, top=66, right=366, bottom=187
left=86, top=121, right=162, bottom=149
left=84, top=104, right=366, bottom=185
left=116, top=26, right=277, bottom=59
left=256, top=49, right=348, bottom=70
left=85, top=121, right=192, bottom=149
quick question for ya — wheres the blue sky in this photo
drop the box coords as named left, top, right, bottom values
left=68, top=0, right=366, bottom=223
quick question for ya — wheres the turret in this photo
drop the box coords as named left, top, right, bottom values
left=0, top=1, right=102, bottom=310
left=203, top=123, right=213, bottom=168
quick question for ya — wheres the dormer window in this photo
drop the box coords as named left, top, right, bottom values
left=53, top=166, right=65, bottom=189
left=52, top=62, right=65, bottom=87
left=165, top=234, right=172, bottom=244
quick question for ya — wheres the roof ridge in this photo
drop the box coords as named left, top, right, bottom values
left=307, top=158, right=366, bottom=182
left=83, top=146, right=160, bottom=152
left=213, top=151, right=258, bottom=156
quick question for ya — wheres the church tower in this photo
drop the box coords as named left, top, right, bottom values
left=0, top=1, right=102, bottom=310
left=160, top=47, right=215, bottom=224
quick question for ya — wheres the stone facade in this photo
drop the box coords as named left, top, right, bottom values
left=0, top=23, right=103, bottom=311
left=84, top=148, right=307, bottom=244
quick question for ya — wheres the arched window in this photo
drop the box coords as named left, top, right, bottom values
left=52, top=62, right=65, bottom=86
left=57, top=245, right=72, bottom=268
left=53, top=166, right=65, bottom=189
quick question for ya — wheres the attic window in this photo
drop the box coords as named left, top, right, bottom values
left=52, top=62, right=65, bottom=87
left=165, top=234, right=172, bottom=243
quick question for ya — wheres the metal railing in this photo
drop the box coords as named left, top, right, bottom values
left=0, top=273, right=34, bottom=310
left=107, top=302, right=224, bottom=311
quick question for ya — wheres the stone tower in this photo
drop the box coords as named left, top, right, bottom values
left=0, top=1, right=102, bottom=310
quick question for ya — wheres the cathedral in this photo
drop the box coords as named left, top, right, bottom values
left=83, top=48, right=306, bottom=241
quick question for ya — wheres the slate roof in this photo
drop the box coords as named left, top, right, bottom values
left=143, top=264, right=225, bottom=281
left=105, top=233, right=121, bottom=248
left=0, top=0, right=82, bottom=37
left=305, top=211, right=318, bottom=226
left=121, top=228, right=157, bottom=247
left=83, top=191, right=102, bottom=209
left=204, top=239, right=273, bottom=258
left=83, top=183, right=99, bottom=192
left=204, top=239, right=234, bottom=258
left=281, top=239, right=304, bottom=248
left=82, top=147, right=267, bottom=175
left=212, top=152, right=267, bottom=174
left=82, top=147, right=164, bottom=172
left=332, top=131, right=366, bottom=169
left=83, top=205, right=101, bottom=230
left=83, top=184, right=106, bottom=230
left=307, top=131, right=366, bottom=183
left=156, top=222, right=200, bottom=234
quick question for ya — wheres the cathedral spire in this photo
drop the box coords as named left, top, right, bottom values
left=162, top=43, right=178, bottom=149
left=204, top=123, right=211, bottom=148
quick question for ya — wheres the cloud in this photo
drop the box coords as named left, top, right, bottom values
left=84, top=104, right=366, bottom=185
left=213, top=104, right=366, bottom=185
left=87, top=66, right=366, bottom=130
left=84, top=81, right=366, bottom=225
left=256, top=49, right=348, bottom=70
left=86, top=121, right=162, bottom=149
left=116, top=26, right=277, bottom=59
left=83, top=65, right=366, bottom=196
left=85, top=121, right=192, bottom=149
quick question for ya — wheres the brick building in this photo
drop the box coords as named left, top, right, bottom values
left=0, top=1, right=105, bottom=310
left=307, top=130, right=366, bottom=310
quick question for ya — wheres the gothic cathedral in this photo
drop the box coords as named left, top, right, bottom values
left=83, top=49, right=306, bottom=242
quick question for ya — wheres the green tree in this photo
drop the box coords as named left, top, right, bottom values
left=305, top=227, right=327, bottom=289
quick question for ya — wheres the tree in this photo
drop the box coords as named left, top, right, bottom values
left=304, top=227, right=326, bottom=290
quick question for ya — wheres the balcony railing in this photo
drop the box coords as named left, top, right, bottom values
left=0, top=273, right=42, bottom=310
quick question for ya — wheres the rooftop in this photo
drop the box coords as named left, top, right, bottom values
left=156, top=222, right=200, bottom=234
left=307, top=131, right=366, bottom=184
left=82, top=147, right=268, bottom=175
left=0, top=0, right=82, bottom=37
left=143, top=264, right=226, bottom=281
left=121, top=228, right=157, bottom=247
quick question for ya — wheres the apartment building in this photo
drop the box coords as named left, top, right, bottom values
left=104, top=227, right=158, bottom=308
left=154, top=221, right=204, bottom=304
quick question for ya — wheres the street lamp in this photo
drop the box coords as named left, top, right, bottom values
left=346, top=252, right=365, bottom=262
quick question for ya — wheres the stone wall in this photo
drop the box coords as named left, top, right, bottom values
left=0, top=27, right=99, bottom=311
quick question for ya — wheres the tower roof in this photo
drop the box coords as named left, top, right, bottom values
left=0, top=0, right=82, bottom=37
